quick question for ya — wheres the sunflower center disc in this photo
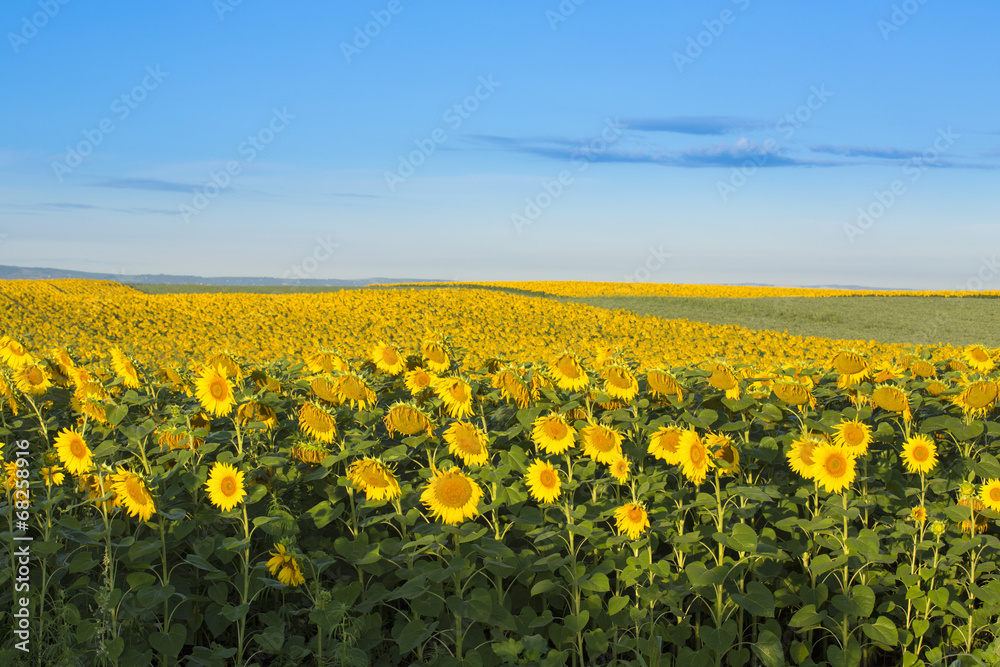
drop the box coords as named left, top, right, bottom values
left=439, top=478, right=471, bottom=507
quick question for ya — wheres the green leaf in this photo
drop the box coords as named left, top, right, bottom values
left=700, top=620, right=737, bottom=656
left=789, top=604, right=826, bottom=628
left=751, top=628, right=783, bottom=667
left=607, top=595, right=630, bottom=616
left=396, top=619, right=429, bottom=654
left=579, top=572, right=610, bottom=593
left=149, top=625, right=186, bottom=659
left=185, top=554, right=219, bottom=572
left=306, top=500, right=341, bottom=529
left=730, top=523, right=758, bottom=553
left=564, top=611, right=589, bottom=634
left=731, top=581, right=775, bottom=618
left=530, top=579, right=558, bottom=596
left=68, top=552, right=98, bottom=573
left=106, top=404, right=128, bottom=426
left=862, top=616, right=898, bottom=647
left=126, top=572, right=157, bottom=589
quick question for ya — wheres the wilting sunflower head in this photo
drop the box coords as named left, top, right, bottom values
left=645, top=369, right=683, bottom=401
left=602, top=365, right=639, bottom=402
left=110, top=347, right=141, bottom=389
left=704, top=363, right=739, bottom=399
left=531, top=413, right=577, bottom=455
left=492, top=367, right=533, bottom=409
left=384, top=403, right=434, bottom=437
left=708, top=433, right=739, bottom=476
left=908, top=359, right=937, bottom=379
left=952, top=381, right=998, bottom=418
left=831, top=350, right=871, bottom=384
left=871, top=384, right=912, bottom=421
left=14, top=363, right=52, bottom=396
left=298, top=402, right=338, bottom=443
left=433, top=376, right=475, bottom=419
left=266, top=543, right=305, bottom=587
left=421, top=468, right=482, bottom=524
left=304, top=350, right=350, bottom=374
left=237, top=401, right=278, bottom=430
left=420, top=340, right=451, bottom=373
left=772, top=380, right=814, bottom=408
left=347, top=458, right=401, bottom=501
left=291, top=442, right=330, bottom=465
left=525, top=459, right=561, bottom=504
left=0, top=336, right=34, bottom=368
left=334, top=372, right=377, bottom=409
left=614, top=503, right=650, bottom=540
left=205, top=352, right=242, bottom=381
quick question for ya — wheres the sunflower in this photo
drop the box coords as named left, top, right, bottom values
left=54, top=428, right=93, bottom=475
left=531, top=413, right=576, bottom=455
left=647, top=426, right=683, bottom=465
left=334, top=372, right=377, bottom=409
left=14, top=363, right=51, bottom=395
left=404, top=368, right=437, bottom=395
left=705, top=363, right=740, bottom=399
left=925, top=380, right=949, bottom=397
left=525, top=459, right=561, bottom=503
left=602, top=365, right=638, bottom=402
left=421, top=468, right=482, bottom=524
left=492, top=367, right=532, bottom=409
left=809, top=444, right=857, bottom=493
left=708, top=433, right=739, bottom=476
left=304, top=350, right=350, bottom=374
left=267, top=544, right=305, bottom=587
left=298, top=403, right=338, bottom=443
left=871, top=384, right=912, bottom=421
left=963, top=345, right=995, bottom=373
left=310, top=377, right=340, bottom=404
left=195, top=366, right=236, bottom=416
left=614, top=503, right=650, bottom=540
left=787, top=435, right=823, bottom=479
left=832, top=350, right=871, bottom=386
left=290, top=442, right=330, bottom=465
left=581, top=422, right=623, bottom=464
left=347, top=458, right=401, bottom=501
left=678, top=430, right=713, bottom=484
left=958, top=497, right=988, bottom=535
left=204, top=462, right=247, bottom=511
left=549, top=353, right=589, bottom=392
left=0, top=337, right=34, bottom=368
left=772, top=381, right=815, bottom=408
left=979, top=479, right=1000, bottom=512
left=608, top=456, right=630, bottom=483
left=40, top=466, right=65, bottom=487
left=251, top=369, right=281, bottom=393
left=833, top=418, right=872, bottom=455
left=111, top=469, right=156, bottom=521
left=3, top=462, right=18, bottom=493
left=901, top=435, right=937, bottom=475
left=384, top=403, right=434, bottom=437
left=872, top=363, right=904, bottom=383
left=952, top=381, right=998, bottom=418
left=908, top=359, right=936, bottom=378
left=444, top=421, right=490, bottom=466
left=911, top=506, right=928, bottom=523
left=110, top=347, right=141, bottom=389
left=371, top=342, right=405, bottom=375
left=80, top=472, right=120, bottom=512
left=433, top=377, right=475, bottom=419
left=645, top=369, right=683, bottom=401
left=237, top=401, right=278, bottom=430
left=421, top=340, right=451, bottom=373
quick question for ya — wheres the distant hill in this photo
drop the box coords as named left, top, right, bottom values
left=0, top=265, right=446, bottom=287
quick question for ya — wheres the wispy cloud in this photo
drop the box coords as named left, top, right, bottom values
left=809, top=144, right=925, bottom=159
left=90, top=178, right=195, bottom=193
left=2, top=201, right=177, bottom=215
left=625, top=116, right=771, bottom=135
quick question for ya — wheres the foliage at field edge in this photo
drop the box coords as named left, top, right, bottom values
left=1, top=331, right=1000, bottom=667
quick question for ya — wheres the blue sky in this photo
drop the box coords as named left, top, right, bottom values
left=2, top=1, right=998, bottom=288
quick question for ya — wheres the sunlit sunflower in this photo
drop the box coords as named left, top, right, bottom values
left=549, top=353, right=589, bottom=392
left=979, top=479, right=1000, bottom=512
left=236, top=401, right=278, bottom=430
left=347, top=458, right=401, bottom=501
left=298, top=402, right=338, bottom=443
left=908, top=359, right=936, bottom=378
left=924, top=380, right=949, bottom=397
left=421, top=468, right=482, bottom=524
left=871, top=384, right=912, bottom=421
left=809, top=444, right=857, bottom=493
left=110, top=347, right=141, bottom=389
left=195, top=366, right=236, bottom=416
left=267, top=543, right=305, bottom=587
left=772, top=380, right=815, bottom=408
left=581, top=422, right=622, bottom=464
left=608, top=456, right=630, bottom=484
left=444, top=421, right=490, bottom=466
left=0, top=336, right=34, bottom=368
left=421, top=340, right=451, bottom=373
left=614, top=503, right=650, bottom=540
left=678, top=430, right=713, bottom=484
left=705, top=363, right=740, bottom=399
left=832, top=350, right=871, bottom=386
left=952, top=381, right=998, bottom=419
left=645, top=369, right=683, bottom=401
left=404, top=368, right=437, bottom=395
left=290, top=442, right=330, bottom=465
left=647, top=426, right=683, bottom=465
left=3, top=462, right=18, bottom=492
left=40, top=466, right=65, bottom=487
left=963, top=345, right=995, bottom=373
left=833, top=418, right=872, bottom=455
left=384, top=403, right=434, bottom=437
left=787, top=435, right=823, bottom=479
left=304, top=350, right=350, bottom=374
left=111, top=469, right=156, bottom=521
left=433, top=376, right=475, bottom=419
left=204, top=462, right=247, bottom=511
left=371, top=341, right=405, bottom=375
left=14, top=363, right=51, bottom=395
left=901, top=434, right=937, bottom=475
left=334, top=372, right=377, bottom=409
left=531, top=413, right=577, bottom=455
left=602, top=365, right=638, bottom=402
left=911, top=506, right=928, bottom=523
left=54, top=428, right=93, bottom=475
left=525, top=459, right=561, bottom=503
left=492, top=367, right=532, bottom=409
left=310, top=377, right=340, bottom=404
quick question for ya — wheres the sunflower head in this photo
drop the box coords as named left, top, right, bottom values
left=953, top=381, right=998, bottom=418
left=787, top=435, right=825, bottom=479
left=833, top=418, right=872, bottom=455
left=267, top=543, right=305, bottom=587
left=433, top=377, right=475, bottom=419
left=978, top=479, right=1000, bottom=512
left=299, top=402, right=338, bottom=443
left=809, top=444, right=857, bottom=493
left=421, top=340, right=451, bottom=373
left=421, top=468, right=482, bottom=524
left=531, top=413, right=576, bottom=455
left=614, top=503, right=650, bottom=540
left=871, top=384, right=912, bottom=421
left=384, top=403, right=434, bottom=437
left=54, top=428, right=94, bottom=476
left=110, top=347, right=141, bottom=389
left=602, top=365, right=639, bottom=402
left=581, top=422, right=623, bottom=464
left=525, top=459, right=561, bottom=504
left=608, top=455, right=630, bottom=484
left=204, top=462, right=247, bottom=512
left=347, top=458, right=401, bottom=501
left=678, top=429, right=713, bottom=484
left=111, top=468, right=156, bottom=521
left=901, top=435, right=937, bottom=475
left=195, top=366, right=236, bottom=417
left=648, top=426, right=683, bottom=465
left=371, top=342, right=406, bottom=375
left=962, top=345, right=995, bottom=373
left=291, top=442, right=331, bottom=465
left=549, top=353, right=589, bottom=392
left=645, top=369, right=683, bottom=401
left=444, top=421, right=490, bottom=467
left=14, top=363, right=52, bottom=396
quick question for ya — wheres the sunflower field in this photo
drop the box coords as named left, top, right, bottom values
left=2, top=280, right=1000, bottom=667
